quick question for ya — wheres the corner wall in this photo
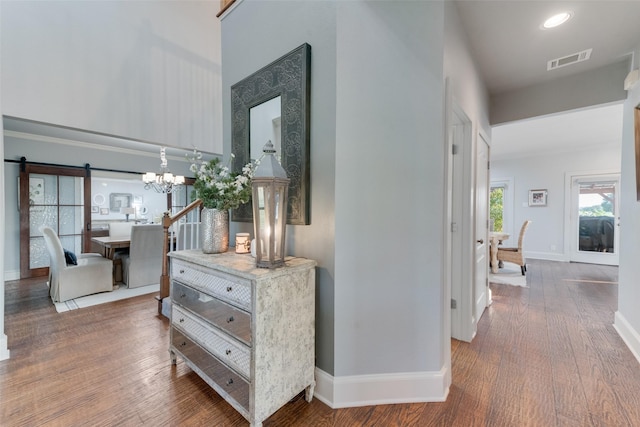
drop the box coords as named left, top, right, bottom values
left=615, top=48, right=640, bottom=361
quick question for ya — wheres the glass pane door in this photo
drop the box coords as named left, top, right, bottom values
left=20, top=164, right=89, bottom=279
left=578, top=181, right=616, bottom=253
left=29, top=174, right=85, bottom=269
left=570, top=175, right=619, bottom=266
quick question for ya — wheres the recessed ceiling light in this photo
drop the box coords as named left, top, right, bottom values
left=542, top=11, right=572, bottom=29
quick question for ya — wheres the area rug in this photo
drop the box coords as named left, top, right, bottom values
left=54, top=283, right=159, bottom=313
left=489, top=264, right=528, bottom=287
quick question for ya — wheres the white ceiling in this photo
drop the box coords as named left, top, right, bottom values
left=455, top=1, right=640, bottom=160
left=491, top=102, right=623, bottom=161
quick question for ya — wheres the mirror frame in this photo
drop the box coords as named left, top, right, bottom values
left=231, top=43, right=311, bottom=225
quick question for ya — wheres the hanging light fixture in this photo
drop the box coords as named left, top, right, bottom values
left=251, top=140, right=289, bottom=268
left=142, top=147, right=185, bottom=194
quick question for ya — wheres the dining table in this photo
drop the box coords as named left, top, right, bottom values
left=91, top=235, right=130, bottom=260
left=91, top=236, right=131, bottom=286
left=489, top=231, right=510, bottom=274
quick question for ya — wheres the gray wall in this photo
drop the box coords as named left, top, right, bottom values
left=221, top=0, right=337, bottom=374
left=491, top=60, right=630, bottom=125
left=617, top=45, right=640, bottom=346
left=333, top=1, right=445, bottom=376
left=222, top=0, right=455, bottom=378
left=0, top=0, right=8, bottom=360
left=1, top=1, right=223, bottom=153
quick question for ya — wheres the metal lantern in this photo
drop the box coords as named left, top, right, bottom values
left=252, top=141, right=289, bottom=268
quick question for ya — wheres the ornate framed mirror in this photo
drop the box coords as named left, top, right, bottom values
left=231, top=43, right=311, bottom=225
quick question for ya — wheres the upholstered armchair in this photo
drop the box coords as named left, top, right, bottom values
left=497, top=220, right=532, bottom=275
left=122, top=224, right=164, bottom=288
left=41, top=227, right=113, bottom=302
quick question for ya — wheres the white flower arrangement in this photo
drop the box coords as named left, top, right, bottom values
left=189, top=151, right=258, bottom=211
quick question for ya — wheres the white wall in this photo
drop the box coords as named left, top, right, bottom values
left=1, top=1, right=222, bottom=154
left=615, top=46, right=640, bottom=360
left=90, top=177, right=168, bottom=224
left=491, top=146, right=621, bottom=260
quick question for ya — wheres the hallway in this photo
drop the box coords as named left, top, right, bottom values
left=1, top=260, right=638, bottom=426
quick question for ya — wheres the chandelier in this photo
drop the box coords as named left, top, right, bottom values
left=142, top=147, right=185, bottom=194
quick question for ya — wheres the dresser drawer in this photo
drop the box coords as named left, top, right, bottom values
left=172, top=281, right=251, bottom=345
left=172, top=259, right=252, bottom=311
left=172, top=305, right=251, bottom=379
left=172, top=327, right=249, bottom=413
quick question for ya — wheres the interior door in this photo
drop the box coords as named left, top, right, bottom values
left=19, top=163, right=91, bottom=278
left=569, top=174, right=619, bottom=266
left=474, top=134, right=490, bottom=325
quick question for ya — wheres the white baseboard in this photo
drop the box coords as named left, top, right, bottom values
left=614, top=311, right=640, bottom=365
left=314, top=366, right=449, bottom=409
left=4, top=270, right=20, bottom=281
left=0, top=334, right=9, bottom=361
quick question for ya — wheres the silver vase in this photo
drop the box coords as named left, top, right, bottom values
left=201, top=208, right=229, bottom=254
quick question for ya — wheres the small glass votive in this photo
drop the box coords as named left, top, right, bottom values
left=235, top=233, right=251, bottom=254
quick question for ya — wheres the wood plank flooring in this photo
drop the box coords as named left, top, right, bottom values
left=2, top=260, right=639, bottom=426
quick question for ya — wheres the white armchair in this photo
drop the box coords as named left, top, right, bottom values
left=41, top=227, right=113, bottom=303
left=122, top=224, right=164, bottom=288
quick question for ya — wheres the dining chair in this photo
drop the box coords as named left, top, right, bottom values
left=109, top=222, right=134, bottom=238
left=122, top=224, right=164, bottom=288
left=496, top=220, right=532, bottom=275
left=41, top=226, right=113, bottom=302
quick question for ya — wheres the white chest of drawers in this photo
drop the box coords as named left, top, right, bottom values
left=168, top=249, right=316, bottom=427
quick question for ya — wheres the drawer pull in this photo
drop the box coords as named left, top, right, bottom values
left=226, top=378, right=234, bottom=386
left=227, top=316, right=234, bottom=323
left=180, top=293, right=186, bottom=299
left=226, top=286, right=233, bottom=292
left=180, top=341, right=187, bottom=347
left=179, top=269, right=185, bottom=274
left=179, top=318, right=185, bottom=323
left=226, top=349, right=232, bottom=355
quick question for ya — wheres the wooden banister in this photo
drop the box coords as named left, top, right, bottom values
left=157, top=199, right=203, bottom=314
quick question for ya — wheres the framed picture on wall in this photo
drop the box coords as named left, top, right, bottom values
left=100, top=208, right=109, bottom=215
left=91, top=206, right=99, bottom=213
left=528, top=189, right=547, bottom=206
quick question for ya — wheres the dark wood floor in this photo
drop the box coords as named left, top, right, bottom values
left=2, top=260, right=639, bottom=426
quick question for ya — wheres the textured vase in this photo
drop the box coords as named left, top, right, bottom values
left=201, top=208, right=229, bottom=254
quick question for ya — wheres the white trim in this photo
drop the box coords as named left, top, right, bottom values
left=0, top=334, right=9, bottom=361
left=313, top=367, right=449, bottom=409
left=4, top=270, right=20, bottom=282
left=614, top=311, right=640, bottom=365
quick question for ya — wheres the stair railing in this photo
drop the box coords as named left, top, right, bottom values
left=157, top=198, right=203, bottom=314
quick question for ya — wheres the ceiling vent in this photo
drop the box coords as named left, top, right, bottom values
left=547, top=48, right=592, bottom=71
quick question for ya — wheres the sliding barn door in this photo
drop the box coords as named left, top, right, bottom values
left=19, top=163, right=91, bottom=278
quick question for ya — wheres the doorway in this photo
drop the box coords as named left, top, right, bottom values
left=568, top=174, right=619, bottom=266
